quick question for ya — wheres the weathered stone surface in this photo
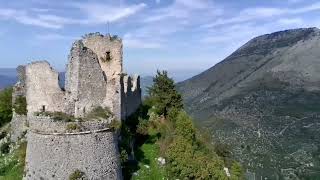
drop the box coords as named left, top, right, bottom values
left=28, top=116, right=114, bottom=133
left=25, top=129, right=121, bottom=180
left=65, top=40, right=107, bottom=117
left=10, top=113, right=27, bottom=142
left=11, top=66, right=27, bottom=142
left=25, top=61, right=65, bottom=116
left=82, top=33, right=123, bottom=120
left=21, top=33, right=141, bottom=180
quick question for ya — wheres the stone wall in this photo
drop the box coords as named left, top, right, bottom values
left=21, top=33, right=141, bottom=180
left=28, top=116, right=113, bottom=133
left=122, top=75, right=142, bottom=118
left=24, top=116, right=122, bottom=180
left=65, top=41, right=107, bottom=118
left=11, top=66, right=27, bottom=142
left=25, top=61, right=65, bottom=116
left=10, top=113, right=27, bottom=142
left=12, top=65, right=26, bottom=103
left=82, top=33, right=123, bottom=120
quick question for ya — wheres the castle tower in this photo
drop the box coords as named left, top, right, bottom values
left=82, top=33, right=123, bottom=120
left=22, top=33, right=141, bottom=180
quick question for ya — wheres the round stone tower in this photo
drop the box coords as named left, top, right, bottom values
left=24, top=116, right=122, bottom=180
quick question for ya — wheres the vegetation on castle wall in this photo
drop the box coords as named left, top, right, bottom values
left=69, top=169, right=86, bottom=180
left=109, top=120, right=121, bottom=131
left=0, top=88, right=13, bottom=127
left=121, top=70, right=244, bottom=179
left=66, top=123, right=81, bottom=132
left=84, top=106, right=112, bottom=120
left=34, top=111, right=76, bottom=122
left=13, top=96, right=27, bottom=115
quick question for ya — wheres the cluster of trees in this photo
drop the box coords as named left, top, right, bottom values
left=121, top=70, right=243, bottom=179
left=0, top=88, right=12, bottom=127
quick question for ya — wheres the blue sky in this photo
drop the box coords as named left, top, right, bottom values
left=0, top=0, right=320, bottom=79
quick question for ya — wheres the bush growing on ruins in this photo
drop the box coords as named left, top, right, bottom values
left=13, top=96, right=27, bottom=115
left=85, top=106, right=112, bottom=120
left=148, top=70, right=183, bottom=117
left=34, top=111, right=76, bottom=122
left=109, top=119, right=121, bottom=131
left=0, top=88, right=13, bottom=127
left=66, top=123, right=81, bottom=132
left=69, top=169, right=86, bottom=180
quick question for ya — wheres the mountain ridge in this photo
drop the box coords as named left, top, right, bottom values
left=177, top=27, right=320, bottom=179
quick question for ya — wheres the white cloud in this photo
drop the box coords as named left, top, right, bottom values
left=143, top=0, right=218, bottom=23
left=73, top=2, right=147, bottom=24
left=0, top=2, right=146, bottom=29
left=203, top=2, right=320, bottom=28
left=0, top=8, right=64, bottom=28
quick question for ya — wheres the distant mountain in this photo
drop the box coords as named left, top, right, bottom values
left=177, top=27, right=320, bottom=179
left=0, top=68, right=17, bottom=89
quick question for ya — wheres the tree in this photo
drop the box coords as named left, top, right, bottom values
left=148, top=70, right=183, bottom=117
left=230, top=162, right=244, bottom=180
left=0, top=88, right=13, bottom=127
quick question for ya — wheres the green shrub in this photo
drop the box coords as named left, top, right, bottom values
left=69, top=169, right=86, bottom=180
left=136, top=118, right=149, bottom=135
left=148, top=70, right=183, bottom=117
left=13, top=96, right=27, bottom=115
left=0, top=131, right=7, bottom=140
left=66, top=123, right=80, bottom=132
left=0, top=142, right=10, bottom=154
left=109, top=120, right=121, bottom=131
left=230, top=162, right=244, bottom=180
left=0, top=88, right=13, bottom=127
left=175, top=111, right=196, bottom=142
left=120, top=150, right=128, bottom=163
left=0, top=141, right=26, bottom=179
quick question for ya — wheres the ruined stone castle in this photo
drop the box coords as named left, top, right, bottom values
left=11, top=33, right=141, bottom=180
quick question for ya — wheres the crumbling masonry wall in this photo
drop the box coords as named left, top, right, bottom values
left=65, top=41, right=107, bottom=117
left=25, top=61, right=65, bottom=116
left=20, top=33, right=141, bottom=180
left=123, top=75, right=142, bottom=118
left=11, top=66, right=27, bottom=142
left=82, top=33, right=123, bottom=120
